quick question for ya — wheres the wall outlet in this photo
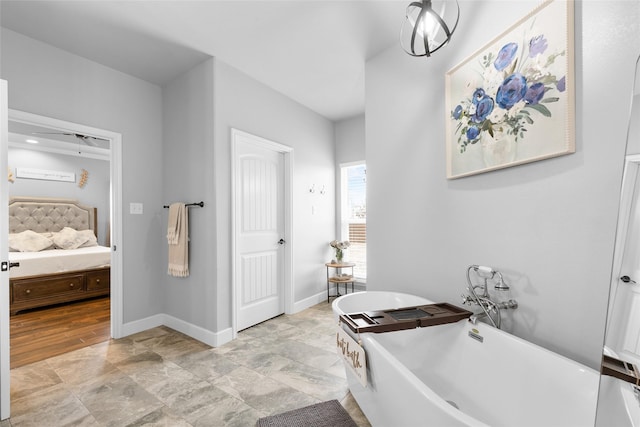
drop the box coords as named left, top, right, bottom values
left=130, top=202, right=143, bottom=214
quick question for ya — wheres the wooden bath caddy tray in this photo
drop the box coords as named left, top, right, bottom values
left=601, top=354, right=640, bottom=386
left=339, top=303, right=473, bottom=334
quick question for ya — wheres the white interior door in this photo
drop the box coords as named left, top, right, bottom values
left=0, top=80, right=10, bottom=420
left=233, top=130, right=288, bottom=331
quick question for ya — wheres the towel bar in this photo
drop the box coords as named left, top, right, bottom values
left=163, top=201, right=204, bottom=208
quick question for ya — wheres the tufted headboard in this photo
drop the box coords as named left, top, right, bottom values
left=9, top=196, right=97, bottom=236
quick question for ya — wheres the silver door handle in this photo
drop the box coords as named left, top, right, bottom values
left=621, top=275, right=636, bottom=284
left=1, top=261, right=20, bottom=272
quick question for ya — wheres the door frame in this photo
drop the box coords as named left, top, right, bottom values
left=605, top=154, right=640, bottom=338
left=1, top=80, right=9, bottom=420
left=6, top=109, right=124, bottom=339
left=230, top=128, right=293, bottom=338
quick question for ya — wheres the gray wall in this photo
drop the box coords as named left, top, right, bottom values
left=213, top=58, right=335, bottom=328
left=0, top=26, right=336, bottom=339
left=365, top=0, right=640, bottom=369
left=162, top=58, right=217, bottom=329
left=8, top=148, right=110, bottom=245
left=161, top=56, right=336, bottom=333
left=335, top=115, right=365, bottom=165
left=1, top=28, right=166, bottom=323
left=334, top=114, right=366, bottom=238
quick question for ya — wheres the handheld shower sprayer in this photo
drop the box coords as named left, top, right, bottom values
left=471, top=265, right=510, bottom=291
left=473, top=265, right=494, bottom=275
left=494, top=273, right=509, bottom=291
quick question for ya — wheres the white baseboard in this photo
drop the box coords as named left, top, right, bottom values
left=121, top=314, right=164, bottom=337
left=291, top=290, right=327, bottom=313
left=121, top=290, right=344, bottom=346
left=121, top=314, right=233, bottom=348
left=163, top=314, right=233, bottom=347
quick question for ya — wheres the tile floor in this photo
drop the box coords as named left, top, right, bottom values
left=3, top=302, right=371, bottom=427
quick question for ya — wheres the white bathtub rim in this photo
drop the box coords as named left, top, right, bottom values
left=332, top=290, right=434, bottom=315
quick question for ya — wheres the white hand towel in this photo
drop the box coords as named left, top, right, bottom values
left=167, top=203, right=189, bottom=277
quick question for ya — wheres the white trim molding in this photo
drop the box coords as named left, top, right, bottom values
left=121, top=315, right=233, bottom=348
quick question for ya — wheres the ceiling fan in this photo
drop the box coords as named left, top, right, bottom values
left=32, top=131, right=109, bottom=147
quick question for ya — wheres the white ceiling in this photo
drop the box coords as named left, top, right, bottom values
left=0, top=0, right=411, bottom=121
left=8, top=120, right=112, bottom=160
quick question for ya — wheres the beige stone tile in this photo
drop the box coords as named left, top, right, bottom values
left=128, top=360, right=208, bottom=404
left=256, top=355, right=349, bottom=402
left=228, top=351, right=292, bottom=374
left=341, top=392, right=372, bottom=427
left=171, top=349, right=239, bottom=381
left=45, top=345, right=117, bottom=386
left=163, top=384, right=248, bottom=425
left=10, top=383, right=98, bottom=427
left=210, top=337, right=265, bottom=366
left=267, top=338, right=340, bottom=371
left=75, top=374, right=164, bottom=427
left=212, top=366, right=319, bottom=415
left=239, top=316, right=295, bottom=338
left=66, top=367, right=130, bottom=397
left=125, top=406, right=193, bottom=427
left=292, top=327, right=338, bottom=351
left=10, top=360, right=62, bottom=401
left=136, top=330, right=210, bottom=359
left=92, top=336, right=151, bottom=364
left=127, top=327, right=173, bottom=345
left=113, top=350, right=165, bottom=375
left=188, top=396, right=262, bottom=427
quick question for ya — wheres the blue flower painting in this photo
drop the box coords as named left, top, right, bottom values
left=445, top=0, right=574, bottom=179
left=452, top=34, right=565, bottom=150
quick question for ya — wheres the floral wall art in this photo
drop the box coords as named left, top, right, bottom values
left=446, top=0, right=574, bottom=179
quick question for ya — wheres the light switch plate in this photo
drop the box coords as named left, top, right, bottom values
left=130, top=202, right=143, bottom=214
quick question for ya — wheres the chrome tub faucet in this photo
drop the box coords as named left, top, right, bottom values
left=462, top=265, right=518, bottom=329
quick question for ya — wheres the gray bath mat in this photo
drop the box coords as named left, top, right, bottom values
left=256, top=399, right=358, bottom=427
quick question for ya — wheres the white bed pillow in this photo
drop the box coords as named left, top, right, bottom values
left=77, top=229, right=98, bottom=248
left=52, top=227, right=93, bottom=250
left=8, top=230, right=54, bottom=252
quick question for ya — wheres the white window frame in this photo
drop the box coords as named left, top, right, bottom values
left=339, top=161, right=366, bottom=281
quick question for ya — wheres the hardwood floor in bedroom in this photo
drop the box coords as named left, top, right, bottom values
left=10, top=297, right=110, bottom=369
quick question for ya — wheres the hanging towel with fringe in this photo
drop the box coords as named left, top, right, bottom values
left=167, top=202, right=189, bottom=277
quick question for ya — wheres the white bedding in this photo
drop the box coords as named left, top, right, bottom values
left=8, top=246, right=111, bottom=278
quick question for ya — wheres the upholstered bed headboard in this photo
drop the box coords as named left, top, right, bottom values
left=9, top=196, right=97, bottom=236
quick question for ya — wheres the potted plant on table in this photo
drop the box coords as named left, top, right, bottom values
left=329, top=240, right=350, bottom=264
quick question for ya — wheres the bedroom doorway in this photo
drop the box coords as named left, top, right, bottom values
left=3, top=111, right=123, bottom=368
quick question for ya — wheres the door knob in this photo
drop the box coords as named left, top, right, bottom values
left=278, top=238, right=286, bottom=245
left=1, top=261, right=20, bottom=271
left=620, top=275, right=636, bottom=284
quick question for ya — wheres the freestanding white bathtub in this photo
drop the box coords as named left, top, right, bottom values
left=333, top=291, right=600, bottom=427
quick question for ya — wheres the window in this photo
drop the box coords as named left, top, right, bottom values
left=341, top=162, right=366, bottom=280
